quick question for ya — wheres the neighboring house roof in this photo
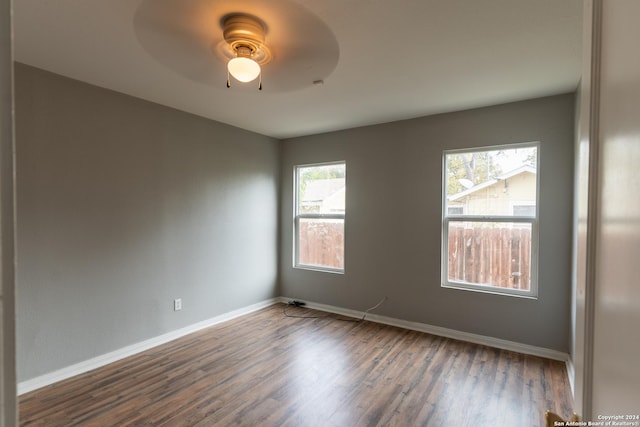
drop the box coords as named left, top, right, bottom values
left=301, top=178, right=346, bottom=212
left=302, top=178, right=345, bottom=203
left=322, top=187, right=345, bottom=212
left=448, top=165, right=536, bottom=202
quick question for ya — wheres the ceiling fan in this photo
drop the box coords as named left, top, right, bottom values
left=133, top=0, right=339, bottom=93
left=221, top=13, right=270, bottom=90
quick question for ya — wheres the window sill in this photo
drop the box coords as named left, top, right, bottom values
left=294, top=265, right=344, bottom=275
left=442, top=282, right=537, bottom=299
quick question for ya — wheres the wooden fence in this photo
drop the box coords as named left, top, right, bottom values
left=298, top=221, right=344, bottom=269
left=448, top=224, right=531, bottom=290
left=298, top=222, right=531, bottom=289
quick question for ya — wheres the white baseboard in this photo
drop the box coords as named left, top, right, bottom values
left=18, top=298, right=280, bottom=395
left=280, top=296, right=570, bottom=362
left=20, top=296, right=570, bottom=395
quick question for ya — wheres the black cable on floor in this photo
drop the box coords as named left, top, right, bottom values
left=282, top=297, right=387, bottom=323
left=282, top=303, right=328, bottom=319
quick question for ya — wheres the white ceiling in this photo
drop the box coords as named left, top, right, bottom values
left=13, top=0, right=583, bottom=139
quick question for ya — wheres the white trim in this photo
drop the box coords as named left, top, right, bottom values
left=280, top=297, right=569, bottom=362
left=18, top=298, right=280, bottom=395
left=572, top=0, right=601, bottom=419
left=566, top=357, right=575, bottom=396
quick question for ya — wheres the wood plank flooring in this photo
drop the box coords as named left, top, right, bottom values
left=19, top=304, right=574, bottom=426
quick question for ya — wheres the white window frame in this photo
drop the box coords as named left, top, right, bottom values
left=294, top=161, right=346, bottom=273
left=441, top=142, right=539, bottom=298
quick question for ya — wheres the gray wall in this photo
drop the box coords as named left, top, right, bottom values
left=280, top=93, right=575, bottom=352
left=1, top=0, right=17, bottom=422
left=15, top=64, right=280, bottom=381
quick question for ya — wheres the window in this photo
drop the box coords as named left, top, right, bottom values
left=442, top=143, right=539, bottom=297
left=294, top=162, right=346, bottom=272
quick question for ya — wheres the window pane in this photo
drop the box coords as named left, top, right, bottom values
left=445, top=146, right=537, bottom=216
left=298, top=218, right=344, bottom=269
left=447, top=221, right=532, bottom=291
left=297, top=164, right=346, bottom=214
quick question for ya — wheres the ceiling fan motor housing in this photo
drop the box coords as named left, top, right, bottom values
left=223, top=14, right=265, bottom=57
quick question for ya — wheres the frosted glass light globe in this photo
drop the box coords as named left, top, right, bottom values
left=227, top=57, right=261, bottom=82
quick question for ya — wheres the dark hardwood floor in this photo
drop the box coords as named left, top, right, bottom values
left=19, top=303, right=574, bottom=426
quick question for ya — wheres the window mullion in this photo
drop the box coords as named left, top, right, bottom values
left=298, top=213, right=345, bottom=220
left=446, top=216, right=534, bottom=223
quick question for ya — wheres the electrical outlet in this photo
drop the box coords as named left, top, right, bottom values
left=174, top=298, right=182, bottom=311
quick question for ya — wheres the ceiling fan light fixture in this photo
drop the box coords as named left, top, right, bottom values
left=228, top=56, right=261, bottom=82
left=222, top=14, right=269, bottom=89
